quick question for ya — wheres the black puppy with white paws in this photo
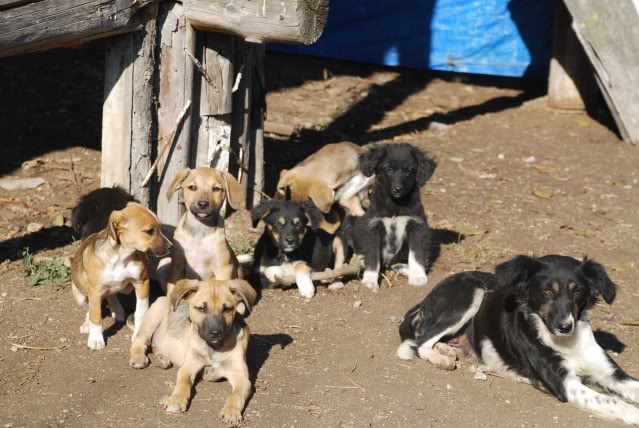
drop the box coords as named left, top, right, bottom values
left=251, top=200, right=345, bottom=299
left=352, top=143, right=437, bottom=290
left=398, top=255, right=639, bottom=426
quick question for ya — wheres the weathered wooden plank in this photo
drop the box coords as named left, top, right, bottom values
left=0, top=0, right=155, bottom=58
left=0, top=0, right=35, bottom=10
left=101, top=3, right=158, bottom=208
left=155, top=2, right=196, bottom=225
left=184, top=0, right=328, bottom=44
left=563, top=0, right=639, bottom=143
left=547, top=0, right=596, bottom=110
left=230, top=39, right=253, bottom=200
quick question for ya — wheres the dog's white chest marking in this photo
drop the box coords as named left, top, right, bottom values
left=379, top=216, right=414, bottom=263
left=175, top=228, right=227, bottom=279
left=101, top=254, right=142, bottom=290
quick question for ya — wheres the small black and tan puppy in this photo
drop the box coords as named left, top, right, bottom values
left=71, top=186, right=137, bottom=239
left=251, top=200, right=345, bottom=299
left=352, top=143, right=437, bottom=290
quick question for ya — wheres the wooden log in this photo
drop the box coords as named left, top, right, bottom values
left=155, top=2, right=196, bottom=225
left=562, top=0, right=639, bottom=144
left=547, top=0, right=597, bottom=110
left=184, top=0, right=329, bottom=44
left=0, top=0, right=155, bottom=58
left=101, top=3, right=158, bottom=207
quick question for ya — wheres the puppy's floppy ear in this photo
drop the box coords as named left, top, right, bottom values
left=107, top=210, right=126, bottom=245
left=308, top=183, right=335, bottom=214
left=494, top=255, right=545, bottom=292
left=166, top=169, right=191, bottom=201
left=359, top=145, right=385, bottom=177
left=414, top=148, right=437, bottom=186
left=227, top=279, right=257, bottom=316
left=251, top=200, right=276, bottom=228
left=301, top=200, right=324, bottom=231
left=170, top=279, right=199, bottom=311
left=276, top=169, right=292, bottom=200
left=221, top=171, right=245, bottom=210
left=579, top=257, right=617, bottom=304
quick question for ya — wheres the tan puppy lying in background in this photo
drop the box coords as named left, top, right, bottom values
left=71, top=202, right=171, bottom=350
left=276, top=141, right=372, bottom=224
left=166, top=167, right=245, bottom=295
left=129, top=278, right=256, bottom=425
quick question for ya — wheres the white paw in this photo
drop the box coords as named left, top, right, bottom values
left=409, top=273, right=428, bottom=287
left=264, top=266, right=282, bottom=283
left=297, top=279, right=315, bottom=299
left=87, top=334, right=105, bottom=350
left=160, top=395, right=187, bottom=413
left=391, top=263, right=410, bottom=277
left=361, top=270, right=380, bottom=291
left=362, top=280, right=380, bottom=291
left=79, top=318, right=90, bottom=334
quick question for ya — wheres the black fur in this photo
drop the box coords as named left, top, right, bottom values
left=251, top=200, right=345, bottom=288
left=71, top=186, right=137, bottom=239
left=353, top=143, right=437, bottom=283
left=400, top=254, right=625, bottom=403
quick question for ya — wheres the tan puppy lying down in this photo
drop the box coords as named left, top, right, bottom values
left=277, top=141, right=372, bottom=222
left=71, top=202, right=171, bottom=350
left=166, top=167, right=245, bottom=295
left=130, top=278, right=256, bottom=425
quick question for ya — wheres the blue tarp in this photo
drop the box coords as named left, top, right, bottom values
left=270, top=0, right=554, bottom=77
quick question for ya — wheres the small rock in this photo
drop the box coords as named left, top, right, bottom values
left=473, top=371, right=487, bottom=381
left=385, top=315, right=403, bottom=323
left=27, top=222, right=44, bottom=233
left=497, top=153, right=505, bottom=160
left=10, top=344, right=20, bottom=352
left=446, top=384, right=452, bottom=390
left=449, top=157, right=464, bottom=163
left=328, top=282, right=344, bottom=290
left=52, top=212, right=65, bottom=227
left=1, top=293, right=7, bottom=298
left=428, top=121, right=449, bottom=132
left=86, top=378, right=95, bottom=384
left=21, top=158, right=45, bottom=170
left=523, top=156, right=536, bottom=163
left=353, top=300, right=362, bottom=308
left=0, top=177, right=46, bottom=191
left=506, top=400, right=511, bottom=404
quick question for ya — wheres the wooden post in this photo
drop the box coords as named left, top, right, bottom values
left=547, top=0, right=597, bottom=110
left=249, top=43, right=266, bottom=206
left=154, top=2, right=196, bottom=225
left=101, top=3, right=158, bottom=207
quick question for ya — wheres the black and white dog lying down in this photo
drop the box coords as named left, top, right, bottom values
left=352, top=143, right=437, bottom=290
left=398, top=254, right=639, bottom=425
left=251, top=200, right=347, bottom=299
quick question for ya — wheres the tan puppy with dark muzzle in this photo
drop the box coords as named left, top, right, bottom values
left=129, top=278, right=256, bottom=425
left=71, top=202, right=171, bottom=350
left=166, top=167, right=245, bottom=296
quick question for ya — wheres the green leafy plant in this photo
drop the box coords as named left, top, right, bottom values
left=22, top=248, right=70, bottom=287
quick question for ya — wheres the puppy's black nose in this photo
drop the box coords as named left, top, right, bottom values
left=558, top=322, right=574, bottom=334
left=284, top=236, right=295, bottom=244
left=197, top=201, right=209, bottom=209
left=208, top=329, right=223, bottom=339
left=392, top=186, right=402, bottom=193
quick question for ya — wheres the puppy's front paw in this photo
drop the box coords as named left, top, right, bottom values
left=87, top=334, right=105, bottom=351
left=408, top=273, right=428, bottom=287
left=361, top=270, right=379, bottom=292
left=264, top=266, right=282, bottom=283
left=362, top=280, right=380, bottom=291
left=129, top=353, right=149, bottom=369
left=160, top=394, right=188, bottom=414
left=80, top=319, right=90, bottom=334
left=220, top=398, right=243, bottom=426
left=155, top=353, right=173, bottom=370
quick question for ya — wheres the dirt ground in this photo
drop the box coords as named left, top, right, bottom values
left=1, top=45, right=639, bottom=428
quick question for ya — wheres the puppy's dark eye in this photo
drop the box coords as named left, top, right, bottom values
left=574, top=288, right=584, bottom=297
left=188, top=185, right=197, bottom=191
left=195, top=305, right=206, bottom=313
left=543, top=288, right=555, bottom=295
left=212, top=186, right=222, bottom=193
left=144, top=228, right=155, bottom=236
left=385, top=167, right=393, bottom=174
left=222, top=304, right=233, bottom=313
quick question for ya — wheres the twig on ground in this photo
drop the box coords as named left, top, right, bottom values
left=11, top=343, right=67, bottom=351
left=271, top=256, right=362, bottom=287
left=9, top=297, right=43, bottom=302
left=347, top=376, right=366, bottom=392
left=142, top=100, right=192, bottom=187
left=619, top=320, right=639, bottom=326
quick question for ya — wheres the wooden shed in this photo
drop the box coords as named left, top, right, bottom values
left=0, top=0, right=329, bottom=225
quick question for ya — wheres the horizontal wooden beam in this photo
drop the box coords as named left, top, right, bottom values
left=0, top=0, right=155, bottom=58
left=184, top=0, right=328, bottom=44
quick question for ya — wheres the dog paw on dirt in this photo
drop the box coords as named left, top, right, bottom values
left=160, top=394, right=188, bottom=414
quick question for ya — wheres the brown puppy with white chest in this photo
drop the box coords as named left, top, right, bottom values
left=129, top=278, right=256, bottom=425
left=71, top=202, right=171, bottom=350
left=277, top=141, right=372, bottom=223
left=166, top=167, right=245, bottom=295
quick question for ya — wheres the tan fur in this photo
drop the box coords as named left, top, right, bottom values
left=276, top=142, right=371, bottom=221
left=71, top=202, right=171, bottom=350
left=130, top=278, right=256, bottom=424
left=167, top=167, right=245, bottom=295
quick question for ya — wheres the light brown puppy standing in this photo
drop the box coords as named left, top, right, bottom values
left=129, top=278, right=256, bottom=425
left=276, top=141, right=372, bottom=223
left=166, top=167, right=245, bottom=295
left=71, top=202, right=171, bottom=350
